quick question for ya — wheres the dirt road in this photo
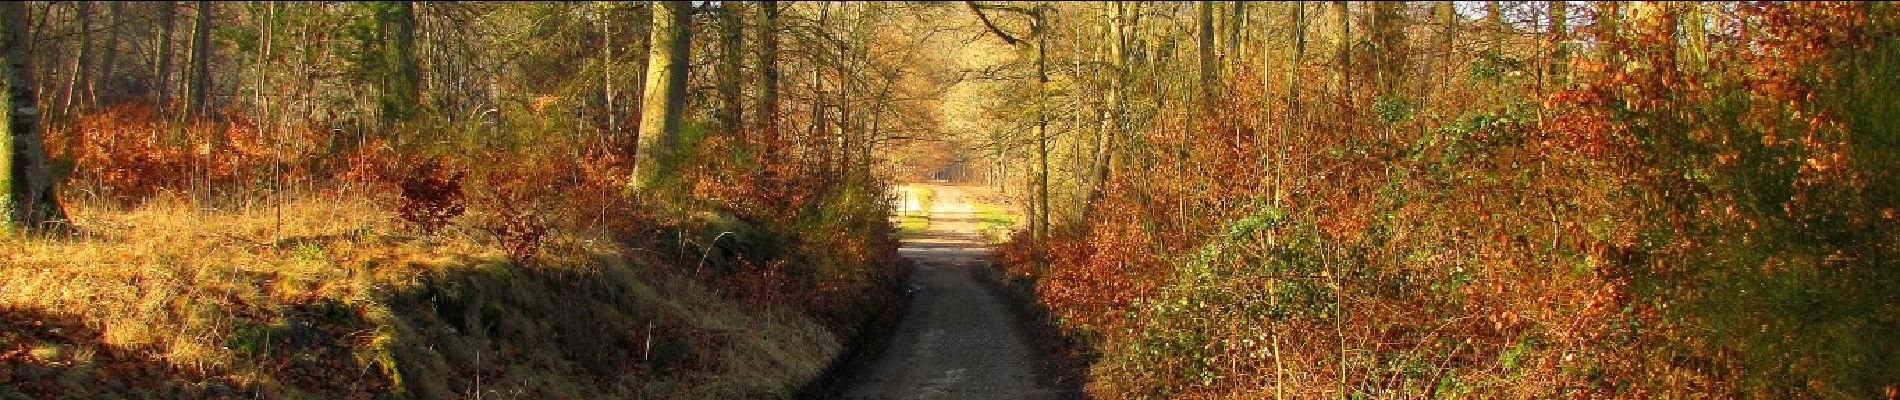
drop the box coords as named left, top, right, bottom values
left=841, top=185, right=1059, bottom=400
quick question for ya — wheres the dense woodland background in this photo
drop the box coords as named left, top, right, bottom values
left=1, top=1, right=1897, bottom=399
left=2, top=1, right=942, bottom=398
left=982, top=1, right=1900, bottom=399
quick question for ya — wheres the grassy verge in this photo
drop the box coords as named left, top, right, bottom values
left=0, top=195, right=846, bottom=399
left=891, top=184, right=938, bottom=239
left=971, top=204, right=1015, bottom=243
left=893, top=215, right=930, bottom=239
left=892, top=185, right=935, bottom=217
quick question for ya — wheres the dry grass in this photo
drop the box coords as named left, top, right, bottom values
left=1, top=192, right=843, bottom=399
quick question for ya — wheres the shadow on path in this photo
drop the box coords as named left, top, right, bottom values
left=839, top=186, right=1062, bottom=400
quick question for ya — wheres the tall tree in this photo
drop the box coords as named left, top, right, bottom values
left=967, top=1, right=1053, bottom=244
left=375, top=1, right=421, bottom=121
left=2, top=1, right=68, bottom=231
left=1437, top=2, right=1454, bottom=67
left=717, top=1, right=743, bottom=137
left=97, top=1, right=122, bottom=105
left=1486, top=1, right=1502, bottom=54
left=1087, top=1, right=1134, bottom=212
left=1198, top=1, right=1216, bottom=100
left=599, top=1, right=618, bottom=137
left=1278, top=1, right=1309, bottom=210
left=1031, top=3, right=1048, bottom=248
left=186, top=0, right=211, bottom=117
left=1332, top=0, right=1350, bottom=96
left=627, top=1, right=653, bottom=152
left=64, top=1, right=92, bottom=114
left=1548, top=0, right=1568, bottom=86
left=635, top=0, right=690, bottom=190
left=1369, top=1, right=1404, bottom=95
left=154, top=1, right=176, bottom=108
left=1225, top=1, right=1245, bottom=65
left=754, top=0, right=779, bottom=155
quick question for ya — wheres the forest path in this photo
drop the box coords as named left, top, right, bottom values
left=841, top=185, right=1057, bottom=400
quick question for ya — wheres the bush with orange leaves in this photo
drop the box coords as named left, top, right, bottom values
left=391, top=157, right=467, bottom=236
left=1001, top=3, right=1899, bottom=399
left=56, top=104, right=309, bottom=204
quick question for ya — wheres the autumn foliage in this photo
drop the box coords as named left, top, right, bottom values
left=393, top=158, right=467, bottom=236
left=1002, top=3, right=1899, bottom=398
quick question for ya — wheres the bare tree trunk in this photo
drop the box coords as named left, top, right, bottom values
left=600, top=1, right=616, bottom=137
left=624, top=1, right=651, bottom=158
left=1198, top=1, right=1215, bottom=101
left=186, top=0, right=211, bottom=117
left=834, top=3, right=852, bottom=180
left=1433, top=1, right=1454, bottom=104
left=64, top=1, right=91, bottom=115
left=717, top=1, right=743, bottom=138
left=1487, top=1, right=1502, bottom=54
left=1279, top=1, right=1307, bottom=210
left=1033, top=4, right=1049, bottom=246
left=1548, top=0, right=1568, bottom=86
left=1369, top=1, right=1403, bottom=96
left=1333, top=0, right=1350, bottom=98
left=1226, top=1, right=1245, bottom=65
left=378, top=1, right=420, bottom=122
left=755, top=0, right=779, bottom=159
left=154, top=1, right=176, bottom=110
left=1266, top=5, right=1306, bottom=396
left=635, top=0, right=690, bottom=190
left=1086, top=1, right=1131, bottom=213
left=97, top=1, right=122, bottom=106
left=1682, top=2, right=1706, bottom=71
left=2, top=1, right=68, bottom=231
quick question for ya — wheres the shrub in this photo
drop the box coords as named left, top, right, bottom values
left=393, top=158, right=466, bottom=235
left=477, top=175, right=549, bottom=263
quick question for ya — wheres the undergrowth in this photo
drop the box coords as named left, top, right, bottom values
left=4, top=95, right=901, bottom=399
left=999, top=4, right=1900, bottom=399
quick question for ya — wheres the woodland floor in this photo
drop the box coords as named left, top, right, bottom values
left=839, top=185, right=1064, bottom=400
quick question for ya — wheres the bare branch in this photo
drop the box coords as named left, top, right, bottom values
left=965, top=1, right=1022, bottom=46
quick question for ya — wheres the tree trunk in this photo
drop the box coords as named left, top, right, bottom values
left=755, top=0, right=779, bottom=158
left=834, top=4, right=852, bottom=180
left=2, top=1, right=68, bottom=231
left=1198, top=1, right=1215, bottom=101
left=1280, top=1, right=1307, bottom=209
left=1434, top=1, right=1454, bottom=103
left=1086, top=1, right=1130, bottom=212
left=97, top=1, right=122, bottom=105
left=626, top=1, right=651, bottom=157
left=154, top=1, right=175, bottom=109
left=1332, top=0, right=1350, bottom=97
left=1369, top=1, right=1403, bottom=96
left=635, top=0, right=690, bottom=190
left=64, top=1, right=91, bottom=115
left=1682, top=2, right=1706, bottom=71
left=377, top=1, right=420, bottom=122
left=1033, top=4, right=1050, bottom=245
left=1486, top=1, right=1502, bottom=54
left=717, top=1, right=743, bottom=138
left=1226, top=1, right=1245, bottom=65
left=1548, top=0, right=1568, bottom=86
left=600, top=1, right=616, bottom=137
left=187, top=0, right=211, bottom=117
